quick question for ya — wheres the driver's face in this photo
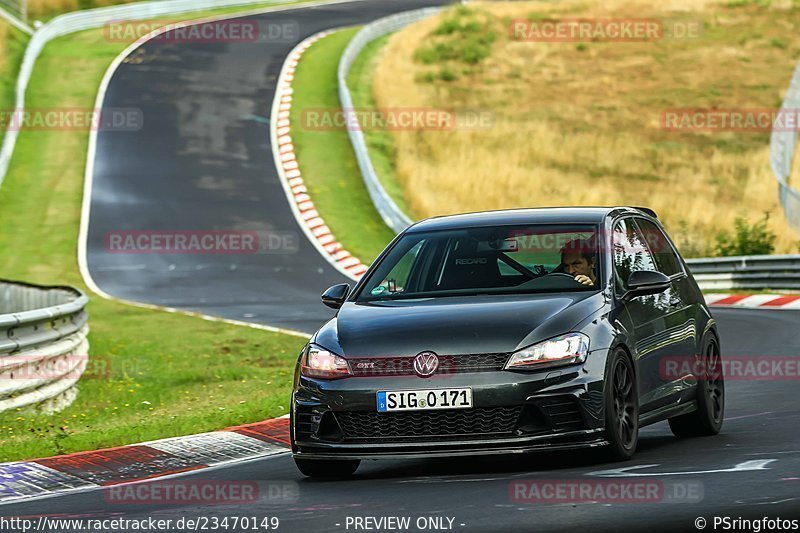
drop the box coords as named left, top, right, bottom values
left=562, top=253, right=593, bottom=278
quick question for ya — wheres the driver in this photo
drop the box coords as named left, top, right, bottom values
left=560, top=238, right=597, bottom=287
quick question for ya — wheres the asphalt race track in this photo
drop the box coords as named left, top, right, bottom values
left=85, top=0, right=449, bottom=333
left=3, top=308, right=800, bottom=531
left=50, top=0, right=800, bottom=530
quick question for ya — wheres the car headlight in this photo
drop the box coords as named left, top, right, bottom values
left=300, top=344, right=352, bottom=379
left=504, top=333, right=589, bottom=370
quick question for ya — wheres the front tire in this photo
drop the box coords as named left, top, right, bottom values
left=603, top=349, right=639, bottom=461
left=668, top=335, right=725, bottom=438
left=294, top=457, right=360, bottom=478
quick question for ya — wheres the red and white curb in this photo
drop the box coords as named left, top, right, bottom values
left=270, top=30, right=369, bottom=282
left=705, top=293, right=800, bottom=310
left=0, top=416, right=290, bottom=504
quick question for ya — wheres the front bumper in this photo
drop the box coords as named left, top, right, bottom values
left=292, top=364, right=607, bottom=459
left=294, top=430, right=608, bottom=460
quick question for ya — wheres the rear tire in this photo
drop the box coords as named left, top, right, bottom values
left=603, top=349, right=639, bottom=461
left=294, top=457, right=360, bottom=478
left=669, top=335, right=725, bottom=438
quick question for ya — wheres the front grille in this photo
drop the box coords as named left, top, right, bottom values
left=335, top=406, right=522, bottom=442
left=348, top=353, right=509, bottom=376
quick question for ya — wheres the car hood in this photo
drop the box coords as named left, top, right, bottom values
left=313, top=292, right=606, bottom=357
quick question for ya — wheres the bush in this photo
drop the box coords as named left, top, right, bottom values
left=414, top=6, right=497, bottom=67
left=438, top=68, right=458, bottom=82
left=713, top=213, right=777, bottom=256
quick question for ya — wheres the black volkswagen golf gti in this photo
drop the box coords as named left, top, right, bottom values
left=291, top=207, right=725, bottom=477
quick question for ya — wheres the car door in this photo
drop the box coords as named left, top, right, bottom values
left=634, top=217, right=699, bottom=396
left=611, top=217, right=680, bottom=412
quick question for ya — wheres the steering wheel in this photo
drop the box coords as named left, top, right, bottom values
left=544, top=272, right=586, bottom=285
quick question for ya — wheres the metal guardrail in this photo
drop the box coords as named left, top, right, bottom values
left=686, top=255, right=800, bottom=291
left=338, top=6, right=444, bottom=235
left=0, top=0, right=25, bottom=22
left=0, top=0, right=296, bottom=188
left=769, top=63, right=800, bottom=229
left=0, top=2, right=32, bottom=33
left=0, top=280, right=89, bottom=413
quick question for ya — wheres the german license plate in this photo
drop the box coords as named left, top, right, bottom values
left=377, top=388, right=472, bottom=412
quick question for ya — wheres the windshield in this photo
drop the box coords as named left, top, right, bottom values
left=356, top=224, right=602, bottom=302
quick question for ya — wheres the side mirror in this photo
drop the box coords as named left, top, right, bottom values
left=321, top=283, right=350, bottom=309
left=622, top=270, right=670, bottom=302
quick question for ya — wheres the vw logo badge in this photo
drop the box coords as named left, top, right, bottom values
left=413, top=351, right=439, bottom=377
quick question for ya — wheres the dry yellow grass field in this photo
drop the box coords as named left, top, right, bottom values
left=373, top=0, right=800, bottom=255
left=0, top=20, right=8, bottom=72
left=27, top=0, right=78, bottom=18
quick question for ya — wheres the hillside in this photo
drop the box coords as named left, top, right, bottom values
left=371, top=0, right=800, bottom=255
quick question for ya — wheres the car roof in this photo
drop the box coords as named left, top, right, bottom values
left=405, top=206, right=654, bottom=233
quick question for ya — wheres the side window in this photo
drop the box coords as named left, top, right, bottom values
left=613, top=218, right=657, bottom=294
left=374, top=240, right=425, bottom=295
left=634, top=218, right=683, bottom=277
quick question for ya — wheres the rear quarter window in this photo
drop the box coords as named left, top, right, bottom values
left=634, top=218, right=684, bottom=277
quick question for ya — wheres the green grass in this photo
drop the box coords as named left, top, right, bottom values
left=290, top=28, right=397, bottom=264
left=0, top=5, right=322, bottom=462
left=0, top=20, right=30, bottom=149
